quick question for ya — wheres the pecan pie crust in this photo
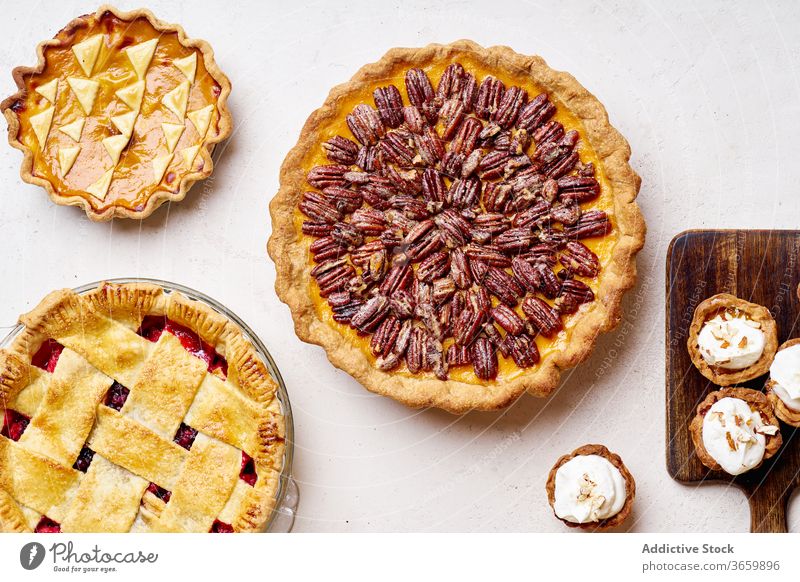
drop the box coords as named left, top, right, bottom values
left=687, top=294, right=778, bottom=386
left=0, top=282, right=284, bottom=532
left=0, top=5, right=233, bottom=221
left=765, top=338, right=800, bottom=427
left=269, top=40, right=644, bottom=413
left=545, top=443, right=635, bottom=531
left=689, top=387, right=782, bottom=474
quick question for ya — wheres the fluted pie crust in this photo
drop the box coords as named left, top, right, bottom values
left=269, top=40, right=645, bottom=413
left=765, top=338, right=800, bottom=427
left=0, top=5, right=232, bottom=221
left=0, top=282, right=284, bottom=533
left=687, top=293, right=778, bottom=386
left=689, top=387, right=782, bottom=474
left=545, top=444, right=635, bottom=531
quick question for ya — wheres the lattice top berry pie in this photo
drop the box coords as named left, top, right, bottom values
left=0, top=6, right=232, bottom=221
left=269, top=41, right=645, bottom=412
left=0, top=282, right=285, bottom=532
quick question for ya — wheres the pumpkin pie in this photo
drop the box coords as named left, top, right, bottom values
left=687, top=293, right=778, bottom=385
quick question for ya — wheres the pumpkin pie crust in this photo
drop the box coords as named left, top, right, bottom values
left=268, top=40, right=645, bottom=413
left=545, top=444, right=635, bottom=531
left=689, top=387, right=782, bottom=474
left=687, top=293, right=778, bottom=385
left=765, top=338, right=800, bottom=427
left=0, top=5, right=232, bottom=221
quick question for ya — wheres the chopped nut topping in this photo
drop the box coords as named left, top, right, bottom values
left=756, top=424, right=779, bottom=436
left=738, top=336, right=748, bottom=349
left=725, top=431, right=737, bottom=451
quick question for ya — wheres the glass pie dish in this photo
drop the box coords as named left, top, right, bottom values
left=0, top=277, right=297, bottom=533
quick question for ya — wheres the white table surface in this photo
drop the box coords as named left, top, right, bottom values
left=1, top=0, right=798, bottom=532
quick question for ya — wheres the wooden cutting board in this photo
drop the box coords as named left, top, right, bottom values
left=666, top=230, right=800, bottom=533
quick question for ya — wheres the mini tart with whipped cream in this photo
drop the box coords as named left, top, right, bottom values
left=0, top=5, right=232, bottom=221
left=690, top=388, right=781, bottom=476
left=765, top=338, right=800, bottom=427
left=687, top=294, right=778, bottom=385
left=545, top=444, right=635, bottom=531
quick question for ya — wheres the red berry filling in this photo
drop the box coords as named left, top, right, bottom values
left=137, top=316, right=228, bottom=378
left=72, top=446, right=95, bottom=472
left=146, top=482, right=172, bottom=503
left=173, top=423, right=198, bottom=450
left=104, top=382, right=130, bottom=411
left=1, top=409, right=30, bottom=441
left=210, top=520, right=234, bottom=533
left=31, top=339, right=64, bottom=373
left=240, top=452, right=257, bottom=486
left=34, top=516, right=61, bottom=533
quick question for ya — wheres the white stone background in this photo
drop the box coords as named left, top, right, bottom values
left=0, top=0, right=798, bottom=532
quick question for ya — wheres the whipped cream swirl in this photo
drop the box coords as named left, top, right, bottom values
left=769, top=344, right=800, bottom=411
left=702, top=397, right=776, bottom=475
left=553, top=454, right=627, bottom=524
left=697, top=311, right=765, bottom=370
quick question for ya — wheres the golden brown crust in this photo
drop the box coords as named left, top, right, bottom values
left=687, top=293, right=778, bottom=385
left=0, top=5, right=233, bottom=221
left=689, top=387, right=782, bottom=473
left=267, top=40, right=645, bottom=413
left=0, top=282, right=284, bottom=533
left=765, top=338, right=800, bottom=428
left=545, top=444, right=635, bottom=531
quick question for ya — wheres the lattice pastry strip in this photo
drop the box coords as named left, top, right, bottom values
left=121, top=332, right=208, bottom=439
left=60, top=454, right=148, bottom=533
left=17, top=348, right=112, bottom=466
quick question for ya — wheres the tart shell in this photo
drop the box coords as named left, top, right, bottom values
left=687, top=293, right=778, bottom=385
left=545, top=443, right=635, bottom=531
left=0, top=282, right=284, bottom=533
left=689, top=387, right=782, bottom=474
left=0, top=5, right=233, bottom=221
left=268, top=40, right=645, bottom=413
left=765, top=338, right=800, bottom=428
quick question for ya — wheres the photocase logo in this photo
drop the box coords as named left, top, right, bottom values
left=19, top=542, right=46, bottom=570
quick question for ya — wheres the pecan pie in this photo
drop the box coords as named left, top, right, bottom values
left=269, top=41, right=645, bottom=412
left=0, top=282, right=285, bottom=532
left=687, top=294, right=778, bottom=385
left=0, top=6, right=232, bottom=221
left=545, top=444, right=635, bottom=531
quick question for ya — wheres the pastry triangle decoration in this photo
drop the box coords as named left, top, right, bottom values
left=173, top=53, right=197, bottom=84
left=153, top=153, right=172, bottom=183
left=161, top=123, right=185, bottom=153
left=115, top=81, right=145, bottom=111
left=35, top=79, right=58, bottom=104
left=112, top=111, right=138, bottom=138
left=59, top=118, right=85, bottom=142
left=181, top=145, right=200, bottom=168
left=162, top=81, right=190, bottom=120
left=125, top=39, right=158, bottom=79
left=72, top=34, right=103, bottom=76
left=67, top=77, right=100, bottom=115
left=85, top=168, right=114, bottom=201
left=187, top=105, right=213, bottom=138
left=58, top=146, right=80, bottom=175
left=103, top=135, right=130, bottom=165
left=30, top=107, right=55, bottom=146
